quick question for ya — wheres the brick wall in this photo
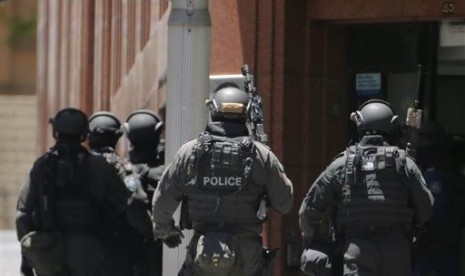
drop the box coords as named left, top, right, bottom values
left=36, top=0, right=169, bottom=153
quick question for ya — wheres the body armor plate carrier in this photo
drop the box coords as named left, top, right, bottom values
left=186, top=132, right=264, bottom=226
left=339, top=144, right=414, bottom=231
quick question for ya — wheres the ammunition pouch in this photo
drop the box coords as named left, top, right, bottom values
left=194, top=232, right=237, bottom=274
left=20, top=230, right=67, bottom=275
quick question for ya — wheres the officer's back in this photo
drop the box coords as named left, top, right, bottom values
left=16, top=108, right=131, bottom=276
left=151, top=82, right=294, bottom=276
left=123, top=109, right=166, bottom=276
left=299, top=100, right=434, bottom=276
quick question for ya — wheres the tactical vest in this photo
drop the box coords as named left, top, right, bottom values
left=52, top=153, right=103, bottom=232
left=186, top=132, right=264, bottom=227
left=338, top=144, right=414, bottom=230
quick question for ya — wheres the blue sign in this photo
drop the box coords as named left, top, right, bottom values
left=356, top=73, right=381, bottom=96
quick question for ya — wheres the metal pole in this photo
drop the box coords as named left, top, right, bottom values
left=165, top=0, right=210, bottom=274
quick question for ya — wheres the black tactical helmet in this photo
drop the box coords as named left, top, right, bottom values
left=50, top=108, right=89, bottom=142
left=350, top=99, right=398, bottom=135
left=88, top=111, right=123, bottom=149
left=124, top=109, right=164, bottom=144
left=206, top=82, right=250, bottom=121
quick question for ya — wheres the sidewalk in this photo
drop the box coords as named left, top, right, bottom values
left=1, top=230, right=21, bottom=276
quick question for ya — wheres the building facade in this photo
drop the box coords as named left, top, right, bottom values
left=0, top=0, right=38, bottom=230
left=36, top=0, right=465, bottom=275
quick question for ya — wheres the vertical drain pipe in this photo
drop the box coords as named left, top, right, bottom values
left=164, top=0, right=211, bottom=273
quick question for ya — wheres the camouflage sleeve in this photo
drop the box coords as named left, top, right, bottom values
left=151, top=142, right=192, bottom=232
left=114, top=158, right=130, bottom=181
left=299, top=156, right=344, bottom=240
left=405, top=157, right=434, bottom=224
left=145, top=164, right=167, bottom=195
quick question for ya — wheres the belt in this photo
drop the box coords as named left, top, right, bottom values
left=192, top=221, right=261, bottom=234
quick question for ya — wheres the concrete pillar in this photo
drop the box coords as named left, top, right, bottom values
left=164, top=0, right=210, bottom=274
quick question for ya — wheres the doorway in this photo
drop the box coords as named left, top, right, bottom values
left=346, top=22, right=465, bottom=140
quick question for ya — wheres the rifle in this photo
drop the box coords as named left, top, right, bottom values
left=241, top=64, right=268, bottom=145
left=405, top=64, right=424, bottom=158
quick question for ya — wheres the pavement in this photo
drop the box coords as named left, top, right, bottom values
left=1, top=230, right=21, bottom=276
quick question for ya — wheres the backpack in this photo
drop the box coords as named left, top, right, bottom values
left=194, top=232, right=237, bottom=274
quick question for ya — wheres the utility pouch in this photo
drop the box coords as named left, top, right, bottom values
left=194, top=232, right=237, bottom=274
left=20, top=230, right=67, bottom=275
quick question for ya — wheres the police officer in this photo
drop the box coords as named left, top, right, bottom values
left=16, top=108, right=132, bottom=276
left=151, top=82, right=294, bottom=276
left=299, top=99, right=434, bottom=276
left=411, top=121, right=465, bottom=276
left=124, top=110, right=166, bottom=202
left=124, top=109, right=166, bottom=276
left=88, top=111, right=153, bottom=276
left=88, top=111, right=126, bottom=177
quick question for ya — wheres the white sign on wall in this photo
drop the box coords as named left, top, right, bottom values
left=440, top=19, right=465, bottom=47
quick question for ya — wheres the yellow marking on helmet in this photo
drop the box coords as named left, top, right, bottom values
left=220, top=103, right=244, bottom=113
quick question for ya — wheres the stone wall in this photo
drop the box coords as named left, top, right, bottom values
left=0, top=95, right=37, bottom=229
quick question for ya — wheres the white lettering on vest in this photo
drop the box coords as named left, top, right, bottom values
left=203, top=176, right=242, bottom=187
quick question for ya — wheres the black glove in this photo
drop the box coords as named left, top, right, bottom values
left=163, top=232, right=183, bottom=248
left=154, top=224, right=184, bottom=248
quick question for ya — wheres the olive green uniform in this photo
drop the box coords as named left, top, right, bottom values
left=152, top=121, right=294, bottom=275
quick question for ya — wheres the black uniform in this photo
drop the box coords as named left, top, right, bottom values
left=152, top=121, right=294, bottom=276
left=122, top=109, right=166, bottom=276
left=299, top=135, right=434, bottom=276
left=90, top=147, right=153, bottom=276
left=126, top=149, right=165, bottom=276
left=16, top=142, right=131, bottom=276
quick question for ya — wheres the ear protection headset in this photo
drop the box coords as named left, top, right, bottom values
left=88, top=111, right=123, bottom=138
left=123, top=109, right=164, bottom=142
